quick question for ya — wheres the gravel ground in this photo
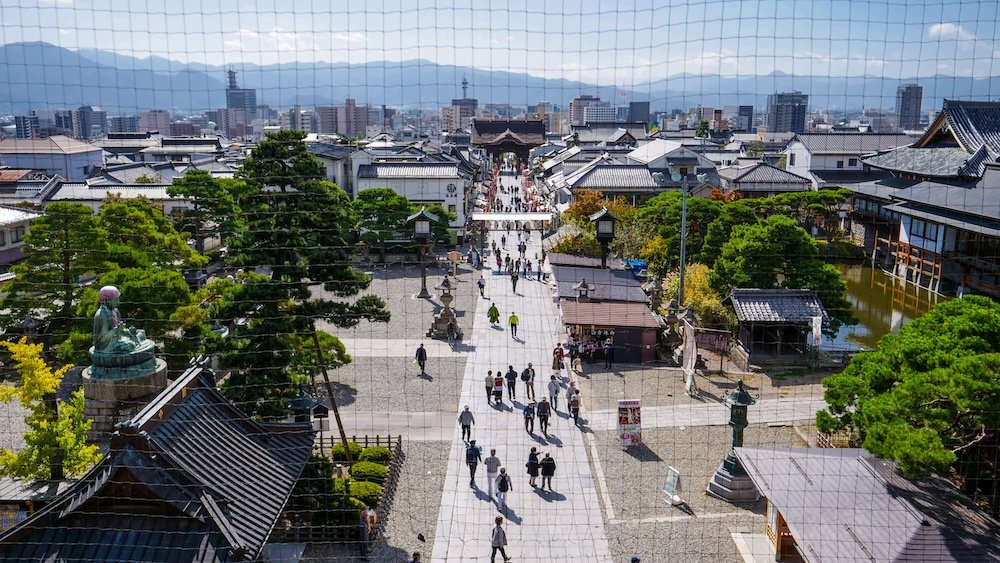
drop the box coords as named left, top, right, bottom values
left=0, top=397, right=28, bottom=452
left=592, top=424, right=804, bottom=562
left=323, top=355, right=466, bottom=415
left=302, top=440, right=450, bottom=562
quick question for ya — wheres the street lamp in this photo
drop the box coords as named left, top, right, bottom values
left=707, top=380, right=760, bottom=502
left=589, top=207, right=618, bottom=269
left=408, top=207, right=439, bottom=299
left=572, top=278, right=595, bottom=302
left=671, top=171, right=709, bottom=308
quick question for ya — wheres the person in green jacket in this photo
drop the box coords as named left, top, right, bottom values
left=488, top=302, right=500, bottom=326
left=508, top=312, right=519, bottom=338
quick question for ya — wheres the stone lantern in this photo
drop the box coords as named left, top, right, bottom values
left=707, top=380, right=760, bottom=502
left=572, top=278, right=596, bottom=302
left=589, top=207, right=617, bottom=269
left=427, top=276, right=463, bottom=341
left=407, top=207, right=438, bottom=299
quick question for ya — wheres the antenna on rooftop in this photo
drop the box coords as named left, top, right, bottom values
left=462, top=75, right=468, bottom=98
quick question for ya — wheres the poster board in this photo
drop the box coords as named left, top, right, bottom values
left=662, top=466, right=681, bottom=496
left=617, top=399, right=641, bottom=446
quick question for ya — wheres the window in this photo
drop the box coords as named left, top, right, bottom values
left=11, top=227, right=24, bottom=243
left=448, top=204, right=457, bottom=213
left=788, top=153, right=796, bottom=166
left=678, top=167, right=688, bottom=176
left=836, top=160, right=844, bottom=168
left=910, top=218, right=940, bottom=241
left=848, top=158, right=858, bottom=167
left=0, top=230, right=5, bottom=246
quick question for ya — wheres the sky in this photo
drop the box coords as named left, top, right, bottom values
left=1, top=0, right=999, bottom=85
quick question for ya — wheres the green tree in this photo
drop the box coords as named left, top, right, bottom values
left=637, top=192, right=722, bottom=274
left=414, top=202, right=457, bottom=244
left=664, top=264, right=735, bottom=329
left=98, top=195, right=205, bottom=268
left=225, top=130, right=390, bottom=418
left=710, top=215, right=853, bottom=329
left=609, top=214, right=657, bottom=259
left=746, top=140, right=766, bottom=157
left=695, top=118, right=710, bottom=139
left=353, top=187, right=412, bottom=249
left=0, top=202, right=110, bottom=341
left=167, top=169, right=243, bottom=253
left=816, top=296, right=1000, bottom=515
left=700, top=201, right=758, bottom=267
left=0, top=338, right=101, bottom=480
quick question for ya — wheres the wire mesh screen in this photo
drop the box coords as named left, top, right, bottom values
left=0, top=0, right=998, bottom=561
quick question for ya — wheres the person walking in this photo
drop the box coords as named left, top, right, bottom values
left=493, top=371, right=505, bottom=405
left=414, top=343, right=427, bottom=376
left=526, top=447, right=540, bottom=487
left=552, top=344, right=564, bottom=372
left=548, top=375, right=561, bottom=411
left=570, top=390, right=582, bottom=426
left=488, top=302, right=500, bottom=326
left=485, top=371, right=495, bottom=403
left=446, top=320, right=457, bottom=346
left=510, top=271, right=518, bottom=293
left=478, top=274, right=486, bottom=297
left=495, top=467, right=512, bottom=511
left=484, top=449, right=502, bottom=499
left=504, top=365, right=518, bottom=401
left=490, top=516, right=511, bottom=562
left=523, top=401, right=535, bottom=433
left=522, top=363, right=536, bottom=400
left=458, top=405, right=475, bottom=442
left=603, top=337, right=614, bottom=369
left=508, top=312, right=519, bottom=338
left=536, top=397, right=552, bottom=436
left=523, top=259, right=531, bottom=279
left=540, top=453, right=556, bottom=490
left=537, top=259, right=542, bottom=280
left=466, top=440, right=482, bottom=487
left=501, top=234, right=507, bottom=248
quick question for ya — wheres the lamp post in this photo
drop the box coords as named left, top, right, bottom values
left=706, top=380, right=760, bottom=501
left=589, top=207, right=618, bottom=269
left=408, top=207, right=439, bottom=299
left=670, top=172, right=709, bottom=308
left=572, top=278, right=595, bottom=302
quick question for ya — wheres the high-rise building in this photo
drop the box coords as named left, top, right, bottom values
left=72, top=105, right=107, bottom=140
left=570, top=95, right=601, bottom=126
left=108, top=115, right=140, bottom=133
left=583, top=104, right=618, bottom=124
left=896, top=84, right=923, bottom=131
left=628, top=101, right=650, bottom=123
left=139, top=109, right=171, bottom=133
left=736, top=105, right=754, bottom=132
left=225, top=69, right=257, bottom=116
left=766, top=91, right=808, bottom=133
left=315, top=106, right=341, bottom=134
left=13, top=114, right=39, bottom=139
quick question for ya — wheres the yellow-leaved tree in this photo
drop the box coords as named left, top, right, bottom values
left=0, top=338, right=101, bottom=480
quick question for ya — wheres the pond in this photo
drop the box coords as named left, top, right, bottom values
left=823, top=263, right=946, bottom=352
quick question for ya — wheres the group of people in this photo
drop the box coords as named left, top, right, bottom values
left=569, top=335, right=617, bottom=370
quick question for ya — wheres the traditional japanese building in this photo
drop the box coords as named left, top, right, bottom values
left=471, top=119, right=545, bottom=162
left=725, top=289, right=828, bottom=370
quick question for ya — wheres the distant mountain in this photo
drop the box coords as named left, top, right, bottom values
left=2, top=42, right=998, bottom=115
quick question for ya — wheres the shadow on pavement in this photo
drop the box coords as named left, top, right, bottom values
left=418, top=372, right=434, bottom=381
left=322, top=381, right=358, bottom=407
left=533, top=488, right=567, bottom=502
left=624, top=443, right=663, bottom=462
left=545, top=435, right=563, bottom=448
left=500, top=506, right=522, bottom=525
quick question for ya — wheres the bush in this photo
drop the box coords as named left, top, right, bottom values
left=359, top=446, right=392, bottom=464
left=349, top=461, right=388, bottom=484
left=348, top=480, right=383, bottom=508
left=331, top=441, right=362, bottom=462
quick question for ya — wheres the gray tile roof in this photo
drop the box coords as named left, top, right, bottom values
left=551, top=265, right=648, bottom=303
left=357, top=162, right=462, bottom=179
left=792, top=132, right=913, bottom=154
left=863, top=146, right=981, bottom=178
left=566, top=164, right=658, bottom=191
left=735, top=447, right=1000, bottom=563
left=307, top=142, right=355, bottom=160
left=718, top=163, right=812, bottom=189
left=810, top=169, right=891, bottom=186
left=727, top=288, right=828, bottom=323
left=546, top=252, right=627, bottom=270
left=570, top=123, right=648, bottom=144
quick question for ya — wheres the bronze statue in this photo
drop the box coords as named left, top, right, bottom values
left=92, top=285, right=148, bottom=355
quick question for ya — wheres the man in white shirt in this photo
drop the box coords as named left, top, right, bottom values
left=484, top=449, right=502, bottom=498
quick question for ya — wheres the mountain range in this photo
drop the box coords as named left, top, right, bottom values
left=2, top=42, right=998, bottom=115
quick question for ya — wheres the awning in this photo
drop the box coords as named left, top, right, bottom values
left=469, top=212, right=554, bottom=222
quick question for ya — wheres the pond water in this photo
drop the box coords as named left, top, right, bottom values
left=823, top=263, right=946, bottom=352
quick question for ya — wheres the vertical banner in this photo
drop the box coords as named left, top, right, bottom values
left=617, top=399, right=642, bottom=447
left=812, top=316, right=822, bottom=347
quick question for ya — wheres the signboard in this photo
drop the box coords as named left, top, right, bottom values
left=662, top=466, right=681, bottom=496
left=812, top=316, right=823, bottom=347
left=694, top=328, right=730, bottom=354
left=616, top=399, right=641, bottom=447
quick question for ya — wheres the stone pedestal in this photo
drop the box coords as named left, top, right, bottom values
left=83, top=358, right=168, bottom=443
left=427, top=292, right=464, bottom=340
left=706, top=454, right=759, bottom=502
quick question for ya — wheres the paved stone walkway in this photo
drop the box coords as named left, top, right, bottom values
left=586, top=396, right=828, bottom=431
left=432, top=171, right=612, bottom=561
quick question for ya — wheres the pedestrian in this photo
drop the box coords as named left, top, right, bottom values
left=495, top=467, right=512, bottom=510
left=490, top=516, right=511, bottom=562
left=548, top=374, right=561, bottom=411
left=495, top=254, right=502, bottom=269
left=466, top=440, right=482, bottom=487
left=570, top=390, right=582, bottom=426
left=508, top=312, right=519, bottom=338
left=458, top=405, right=475, bottom=442
left=488, top=302, right=500, bottom=326
left=478, top=274, right=486, bottom=297
left=552, top=344, right=564, bottom=371
left=526, top=447, right=540, bottom=487
left=577, top=340, right=586, bottom=363
left=409, top=552, right=422, bottom=563
left=523, top=401, right=535, bottom=433
left=493, top=371, right=505, bottom=405
left=522, top=362, right=536, bottom=400
left=359, top=504, right=376, bottom=556
left=505, top=365, right=518, bottom=401
left=501, top=234, right=507, bottom=248
left=537, top=260, right=542, bottom=280
left=485, top=371, right=495, bottom=403
left=484, top=449, right=502, bottom=498
left=540, top=453, right=556, bottom=490
left=447, top=320, right=457, bottom=346
left=523, top=259, right=530, bottom=279
left=510, top=271, right=518, bottom=293
left=536, top=397, right=552, bottom=435
left=603, top=337, right=614, bottom=369
left=414, top=343, right=427, bottom=376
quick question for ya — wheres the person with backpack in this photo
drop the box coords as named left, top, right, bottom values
left=457, top=405, right=475, bottom=442
left=526, top=447, right=540, bottom=487
left=477, top=274, right=486, bottom=297
left=521, top=363, right=536, bottom=400
left=547, top=374, right=561, bottom=411
left=522, top=401, right=535, bottom=433
left=485, top=371, right=495, bottom=403
left=488, top=302, right=500, bottom=326
left=539, top=453, right=556, bottom=490
left=570, top=390, right=582, bottom=426
left=466, top=440, right=482, bottom=487
left=484, top=449, right=502, bottom=499
left=536, top=397, right=552, bottom=436
left=504, top=365, right=518, bottom=401
left=495, top=467, right=512, bottom=511
left=493, top=371, right=505, bottom=405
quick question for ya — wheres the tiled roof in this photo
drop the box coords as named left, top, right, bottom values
left=0, top=169, right=33, bottom=183
left=356, top=162, right=462, bottom=179
left=0, top=205, right=43, bottom=227
left=0, top=365, right=314, bottom=562
left=938, top=100, right=1000, bottom=159
left=735, top=447, right=1000, bottom=563
left=307, top=142, right=355, bottom=160
left=792, top=133, right=913, bottom=155
left=863, top=146, right=980, bottom=178
left=0, top=135, right=100, bottom=155
left=626, top=139, right=684, bottom=165
left=727, top=288, right=828, bottom=323
left=546, top=252, right=627, bottom=270
left=809, top=169, right=891, bottom=187
left=567, top=164, right=658, bottom=191
left=551, top=265, right=648, bottom=303
left=471, top=119, right=545, bottom=145
left=559, top=299, right=660, bottom=328
left=571, top=123, right=648, bottom=144
left=718, top=163, right=812, bottom=188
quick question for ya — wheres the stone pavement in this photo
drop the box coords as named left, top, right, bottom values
left=586, top=396, right=828, bottom=431
left=432, top=171, right=612, bottom=561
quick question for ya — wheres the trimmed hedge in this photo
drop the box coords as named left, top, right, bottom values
left=333, top=478, right=383, bottom=508
left=349, top=461, right=388, bottom=485
left=331, top=441, right=363, bottom=462
left=359, top=446, right=392, bottom=464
